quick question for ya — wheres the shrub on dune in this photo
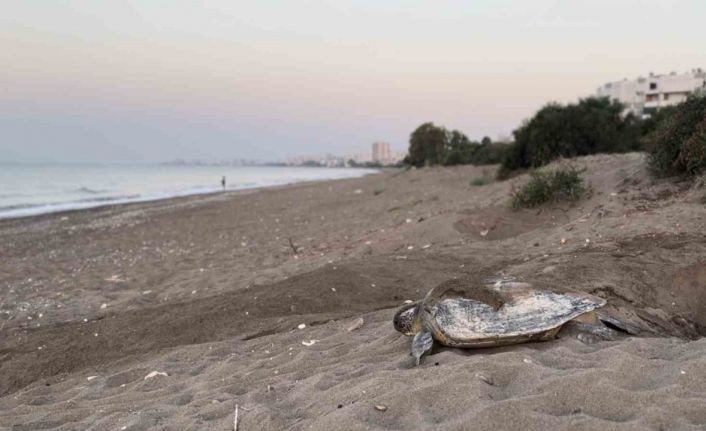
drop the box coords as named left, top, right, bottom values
left=511, top=166, right=585, bottom=209
left=644, top=96, right=706, bottom=178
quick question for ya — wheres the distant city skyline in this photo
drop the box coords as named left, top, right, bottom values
left=3, top=1, right=706, bottom=163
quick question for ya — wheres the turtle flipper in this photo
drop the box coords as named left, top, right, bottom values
left=597, top=310, right=642, bottom=335
left=411, top=330, right=434, bottom=366
left=560, top=321, right=618, bottom=344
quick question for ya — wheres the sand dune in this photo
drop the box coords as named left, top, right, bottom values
left=2, top=153, right=706, bottom=430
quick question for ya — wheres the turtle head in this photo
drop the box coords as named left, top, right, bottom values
left=394, top=287, right=437, bottom=335
left=393, top=302, right=421, bottom=336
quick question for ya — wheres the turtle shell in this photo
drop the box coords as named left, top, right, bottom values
left=426, top=289, right=605, bottom=348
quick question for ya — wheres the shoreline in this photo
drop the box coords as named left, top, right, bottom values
left=0, top=169, right=383, bottom=226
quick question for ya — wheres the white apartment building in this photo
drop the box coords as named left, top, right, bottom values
left=596, top=69, right=706, bottom=117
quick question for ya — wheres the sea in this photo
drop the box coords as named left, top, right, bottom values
left=0, top=164, right=377, bottom=220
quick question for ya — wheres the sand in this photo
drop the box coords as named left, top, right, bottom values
left=1, top=153, right=706, bottom=430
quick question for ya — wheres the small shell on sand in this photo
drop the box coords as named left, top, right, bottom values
left=144, top=371, right=168, bottom=380
left=347, top=318, right=364, bottom=331
left=302, top=340, right=319, bottom=347
left=297, top=323, right=306, bottom=329
left=374, top=405, right=388, bottom=412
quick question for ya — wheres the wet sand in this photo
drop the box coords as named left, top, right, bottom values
left=2, top=153, right=706, bottom=430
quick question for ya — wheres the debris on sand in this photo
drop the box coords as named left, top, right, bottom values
left=234, top=404, right=239, bottom=431
left=144, top=371, right=168, bottom=380
left=297, top=323, right=306, bottom=329
left=104, top=275, right=124, bottom=283
left=86, top=376, right=98, bottom=381
left=347, top=317, right=364, bottom=331
left=374, top=405, right=388, bottom=412
left=302, top=340, right=319, bottom=347
left=474, top=372, right=494, bottom=385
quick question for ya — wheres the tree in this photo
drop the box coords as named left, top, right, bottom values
left=473, top=137, right=507, bottom=165
left=405, top=124, right=509, bottom=167
left=407, top=122, right=448, bottom=167
left=499, top=97, right=641, bottom=178
left=443, top=130, right=475, bottom=165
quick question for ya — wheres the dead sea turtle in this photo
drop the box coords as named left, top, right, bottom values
left=393, top=279, right=623, bottom=365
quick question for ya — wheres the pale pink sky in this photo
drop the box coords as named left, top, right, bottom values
left=2, top=1, right=705, bottom=162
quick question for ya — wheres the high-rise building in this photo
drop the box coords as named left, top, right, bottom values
left=372, top=142, right=391, bottom=164
left=597, top=69, right=706, bottom=118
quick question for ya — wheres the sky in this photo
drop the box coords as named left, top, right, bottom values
left=2, top=0, right=706, bottom=163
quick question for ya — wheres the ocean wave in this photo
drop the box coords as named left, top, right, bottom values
left=76, top=187, right=111, bottom=194
left=75, top=194, right=141, bottom=204
left=0, top=194, right=142, bottom=216
left=0, top=190, right=221, bottom=220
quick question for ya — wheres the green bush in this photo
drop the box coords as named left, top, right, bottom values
left=498, top=97, right=642, bottom=179
left=511, top=167, right=585, bottom=209
left=644, top=96, right=706, bottom=177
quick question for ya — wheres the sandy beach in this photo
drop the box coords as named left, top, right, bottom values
left=2, top=153, right=706, bottom=430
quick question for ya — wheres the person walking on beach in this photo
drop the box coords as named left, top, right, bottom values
left=221, top=176, right=226, bottom=192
